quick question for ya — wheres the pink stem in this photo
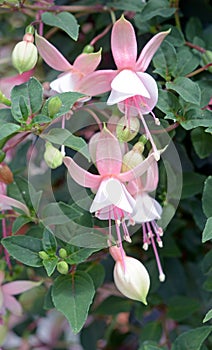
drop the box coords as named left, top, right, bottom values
left=2, top=215, right=12, bottom=270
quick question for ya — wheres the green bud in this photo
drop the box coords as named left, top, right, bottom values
left=12, top=40, right=38, bottom=74
left=57, top=261, right=69, bottom=275
left=39, top=251, right=49, bottom=260
left=48, top=96, right=62, bottom=117
left=202, top=50, right=212, bottom=73
left=83, top=45, right=94, bottom=53
left=0, top=150, right=6, bottom=163
left=0, top=91, right=11, bottom=107
left=25, top=25, right=35, bottom=35
left=44, top=142, right=63, bottom=169
left=139, top=135, right=148, bottom=145
left=116, top=116, right=140, bottom=142
left=58, top=248, right=67, bottom=259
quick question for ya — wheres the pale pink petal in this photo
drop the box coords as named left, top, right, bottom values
left=50, top=71, right=81, bottom=93
left=90, top=178, right=135, bottom=215
left=77, top=70, right=116, bottom=96
left=63, top=156, right=101, bottom=188
left=73, top=50, right=101, bottom=74
left=132, top=193, right=162, bottom=222
left=0, top=195, right=30, bottom=215
left=136, top=30, right=171, bottom=72
left=88, top=132, right=100, bottom=164
left=136, top=72, right=158, bottom=113
left=95, top=128, right=122, bottom=176
left=118, top=152, right=155, bottom=183
left=0, top=70, right=33, bottom=98
left=3, top=294, right=22, bottom=316
left=142, top=158, right=159, bottom=192
left=111, top=16, right=137, bottom=69
left=2, top=280, right=40, bottom=295
left=35, top=33, right=72, bottom=71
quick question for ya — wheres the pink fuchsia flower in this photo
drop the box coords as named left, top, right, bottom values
left=0, top=271, right=40, bottom=318
left=128, top=158, right=165, bottom=282
left=0, top=70, right=33, bottom=100
left=0, top=183, right=30, bottom=215
left=63, top=127, right=156, bottom=258
left=35, top=33, right=112, bottom=96
left=109, top=245, right=150, bottom=304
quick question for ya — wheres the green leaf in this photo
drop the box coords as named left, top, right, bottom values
left=191, top=127, right=212, bottom=159
left=139, top=342, right=165, bottom=350
left=171, top=326, right=212, bottom=350
left=139, top=322, right=162, bottom=343
left=153, top=41, right=177, bottom=80
left=139, top=0, right=176, bottom=21
left=181, top=108, right=212, bottom=130
left=106, top=0, right=144, bottom=12
left=43, top=257, right=58, bottom=276
left=65, top=246, right=98, bottom=265
left=0, top=123, right=21, bottom=141
left=78, top=262, right=105, bottom=290
left=42, top=228, right=57, bottom=254
left=167, top=296, right=200, bottom=321
left=1, top=235, right=43, bottom=267
left=41, top=127, right=90, bottom=161
left=202, top=176, right=212, bottom=218
left=181, top=172, right=206, bottom=199
left=41, top=12, right=79, bottom=41
left=203, top=309, right=212, bottom=323
left=41, top=202, right=82, bottom=226
left=95, top=296, right=132, bottom=315
left=185, top=17, right=203, bottom=42
left=52, top=271, right=95, bottom=333
left=12, top=215, right=32, bottom=234
left=157, top=89, right=181, bottom=120
left=173, top=47, right=200, bottom=77
left=166, top=77, right=201, bottom=105
left=0, top=109, right=14, bottom=125
left=202, top=217, right=212, bottom=243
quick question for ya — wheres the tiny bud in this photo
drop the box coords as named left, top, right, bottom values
left=0, top=164, right=14, bottom=184
left=116, top=116, right=140, bottom=142
left=12, top=39, right=38, bottom=74
left=114, top=256, right=150, bottom=304
left=48, top=96, right=62, bottom=117
left=83, top=45, right=94, bottom=53
left=39, top=251, right=49, bottom=260
left=44, top=142, right=63, bottom=169
left=25, top=25, right=35, bottom=35
left=57, top=261, right=69, bottom=275
left=58, top=248, right=67, bottom=259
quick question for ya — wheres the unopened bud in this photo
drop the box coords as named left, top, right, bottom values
left=202, top=50, right=212, bottom=73
left=39, top=251, right=49, bottom=260
left=122, top=144, right=144, bottom=172
left=44, top=142, right=63, bottom=169
left=58, top=248, right=67, bottom=259
left=48, top=96, right=62, bottom=117
left=0, top=164, right=14, bottom=184
left=113, top=256, right=150, bottom=304
left=57, top=261, right=69, bottom=275
left=12, top=33, right=38, bottom=74
left=83, top=45, right=94, bottom=53
left=116, top=116, right=140, bottom=142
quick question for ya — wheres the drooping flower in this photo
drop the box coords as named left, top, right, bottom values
left=63, top=127, right=156, bottom=259
left=127, top=157, right=165, bottom=282
left=0, top=70, right=33, bottom=102
left=109, top=245, right=150, bottom=304
left=0, top=271, right=40, bottom=318
left=35, top=33, right=114, bottom=96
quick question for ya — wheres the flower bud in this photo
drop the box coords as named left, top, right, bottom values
left=39, top=250, right=49, bottom=260
left=116, top=116, right=140, bottom=142
left=113, top=256, right=150, bottom=304
left=58, top=248, right=67, bottom=259
left=44, top=142, right=63, bottom=169
left=48, top=96, right=62, bottom=117
left=57, top=261, right=69, bottom=275
left=0, top=164, right=14, bottom=184
left=202, top=50, right=212, bottom=73
left=83, top=44, right=94, bottom=53
left=122, top=142, right=144, bottom=172
left=12, top=32, right=38, bottom=74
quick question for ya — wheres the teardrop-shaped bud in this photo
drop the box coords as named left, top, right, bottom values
left=12, top=35, right=38, bottom=74
left=122, top=142, right=144, bottom=172
left=57, top=261, right=69, bottom=275
left=113, top=256, right=150, bottom=304
left=44, top=142, right=63, bottom=169
left=116, top=116, right=140, bottom=142
left=58, top=248, right=67, bottom=259
left=48, top=96, right=62, bottom=117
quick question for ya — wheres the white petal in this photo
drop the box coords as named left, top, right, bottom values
left=132, top=193, right=162, bottom=223
left=50, top=71, right=81, bottom=93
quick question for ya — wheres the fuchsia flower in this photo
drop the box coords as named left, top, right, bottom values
left=0, top=183, right=30, bottom=215
left=63, top=127, right=156, bottom=258
left=110, top=245, right=150, bottom=304
left=128, top=158, right=165, bottom=282
left=0, top=70, right=32, bottom=104
left=35, top=33, right=112, bottom=96
left=0, top=271, right=40, bottom=318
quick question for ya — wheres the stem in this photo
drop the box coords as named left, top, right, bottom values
left=140, top=122, right=179, bottom=135
left=185, top=41, right=206, bottom=53
left=186, top=63, right=212, bottom=78
left=2, top=216, right=12, bottom=270
left=172, top=0, right=181, bottom=31
left=90, top=24, right=112, bottom=46
left=82, top=108, right=103, bottom=131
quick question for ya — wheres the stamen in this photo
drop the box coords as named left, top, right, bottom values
left=122, top=219, right=132, bottom=243
left=147, top=223, right=165, bottom=282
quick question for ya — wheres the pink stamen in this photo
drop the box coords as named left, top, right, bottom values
left=114, top=207, right=126, bottom=273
